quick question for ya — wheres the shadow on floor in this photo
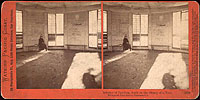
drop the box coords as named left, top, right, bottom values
left=162, top=73, right=177, bottom=89
left=82, top=71, right=99, bottom=89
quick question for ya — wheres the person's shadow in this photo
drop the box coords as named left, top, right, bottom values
left=82, top=68, right=99, bottom=89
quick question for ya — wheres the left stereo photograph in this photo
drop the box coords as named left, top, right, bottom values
left=16, top=2, right=102, bottom=89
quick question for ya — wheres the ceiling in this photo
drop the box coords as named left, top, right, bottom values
left=17, top=2, right=188, bottom=9
left=17, top=2, right=101, bottom=8
left=104, top=2, right=188, bottom=9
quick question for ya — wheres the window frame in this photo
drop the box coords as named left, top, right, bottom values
left=102, top=10, right=108, bottom=49
left=47, top=13, right=64, bottom=47
left=88, top=9, right=98, bottom=48
left=16, top=10, right=23, bottom=49
left=132, top=14, right=149, bottom=47
left=88, top=9, right=108, bottom=49
left=172, top=10, right=188, bottom=50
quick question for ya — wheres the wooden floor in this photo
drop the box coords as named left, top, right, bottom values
left=17, top=50, right=77, bottom=89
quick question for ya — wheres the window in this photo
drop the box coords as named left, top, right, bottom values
left=89, top=10, right=98, bottom=48
left=89, top=9, right=107, bottom=48
left=132, top=14, right=148, bottom=46
left=103, top=11, right=108, bottom=49
left=172, top=10, right=188, bottom=49
left=16, top=10, right=23, bottom=49
left=48, top=14, right=64, bottom=46
left=181, top=10, right=188, bottom=49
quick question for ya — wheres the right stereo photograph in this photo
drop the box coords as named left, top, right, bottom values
left=103, top=2, right=189, bottom=89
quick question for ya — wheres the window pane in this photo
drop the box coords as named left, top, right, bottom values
left=16, top=44, right=23, bottom=49
left=16, top=11, right=22, bottom=32
left=98, top=19, right=101, bottom=32
left=89, top=10, right=97, bottom=34
left=16, top=39, right=23, bottom=44
left=141, top=15, right=148, bottom=34
left=173, top=12, right=181, bottom=35
left=102, top=32, right=108, bottom=48
left=182, top=11, right=188, bottom=21
left=173, top=36, right=181, bottom=48
left=48, top=14, right=55, bottom=34
left=16, top=10, right=23, bottom=49
left=16, top=32, right=23, bottom=35
left=56, top=35, right=64, bottom=46
left=181, top=11, right=188, bottom=49
left=97, top=38, right=101, bottom=48
left=56, top=14, right=64, bottom=34
left=98, top=39, right=101, bottom=44
left=48, top=41, right=56, bottom=46
left=103, top=44, right=107, bottom=48
left=98, top=9, right=101, bottom=20
left=97, top=9, right=101, bottom=33
left=181, top=20, right=188, bottom=41
left=140, top=36, right=148, bottom=46
left=48, top=34, right=56, bottom=41
left=89, top=35, right=97, bottom=47
left=133, top=15, right=140, bottom=34
left=173, top=12, right=181, bottom=48
left=16, top=10, right=22, bottom=13
left=48, top=35, right=56, bottom=46
left=103, top=11, right=107, bottom=32
left=133, top=34, right=140, bottom=46
left=16, top=36, right=23, bottom=44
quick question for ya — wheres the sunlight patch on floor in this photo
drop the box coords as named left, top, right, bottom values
left=140, top=53, right=189, bottom=89
left=61, top=52, right=101, bottom=89
left=104, top=50, right=134, bottom=65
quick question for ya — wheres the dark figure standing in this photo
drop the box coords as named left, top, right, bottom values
left=38, top=35, right=47, bottom=51
left=122, top=35, right=131, bottom=51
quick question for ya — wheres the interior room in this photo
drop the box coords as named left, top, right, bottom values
left=16, top=2, right=102, bottom=89
left=103, top=2, right=189, bottom=89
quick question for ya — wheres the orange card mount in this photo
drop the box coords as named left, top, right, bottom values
left=1, top=1, right=199, bottom=99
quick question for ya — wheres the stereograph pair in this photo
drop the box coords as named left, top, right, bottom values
left=14, top=2, right=190, bottom=90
